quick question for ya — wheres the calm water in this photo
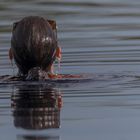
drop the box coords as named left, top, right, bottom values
left=1, top=0, right=140, bottom=140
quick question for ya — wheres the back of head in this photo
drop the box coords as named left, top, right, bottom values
left=11, top=16, right=57, bottom=75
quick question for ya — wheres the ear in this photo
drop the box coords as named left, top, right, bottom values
left=13, top=21, right=19, bottom=31
left=56, top=46, right=62, bottom=61
left=9, top=48, right=14, bottom=66
left=9, top=48, right=13, bottom=60
left=47, top=19, right=57, bottom=30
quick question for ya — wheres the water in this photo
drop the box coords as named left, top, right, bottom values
left=1, top=0, right=140, bottom=139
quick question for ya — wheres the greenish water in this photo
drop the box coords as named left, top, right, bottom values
left=1, top=0, right=140, bottom=140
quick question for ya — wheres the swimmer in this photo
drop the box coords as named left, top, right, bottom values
left=9, top=16, right=82, bottom=80
left=9, top=16, right=62, bottom=80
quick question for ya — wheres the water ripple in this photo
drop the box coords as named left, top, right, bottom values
left=1, top=0, right=140, bottom=138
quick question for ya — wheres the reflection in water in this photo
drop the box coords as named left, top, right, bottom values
left=17, top=135, right=59, bottom=140
left=11, top=84, right=63, bottom=130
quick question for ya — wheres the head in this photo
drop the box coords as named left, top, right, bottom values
left=10, top=16, right=61, bottom=75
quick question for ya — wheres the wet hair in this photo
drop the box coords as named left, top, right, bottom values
left=11, top=16, right=57, bottom=75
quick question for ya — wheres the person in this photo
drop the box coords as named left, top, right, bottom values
left=9, top=16, right=62, bottom=80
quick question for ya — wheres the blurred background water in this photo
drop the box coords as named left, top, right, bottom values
left=1, top=0, right=140, bottom=140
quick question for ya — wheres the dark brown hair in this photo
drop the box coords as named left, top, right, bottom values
left=11, top=16, right=57, bottom=75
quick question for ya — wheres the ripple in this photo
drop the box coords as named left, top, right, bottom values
left=1, top=0, right=140, bottom=138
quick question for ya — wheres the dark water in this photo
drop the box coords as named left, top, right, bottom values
left=1, top=0, right=140, bottom=139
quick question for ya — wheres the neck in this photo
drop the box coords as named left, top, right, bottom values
left=24, top=64, right=54, bottom=80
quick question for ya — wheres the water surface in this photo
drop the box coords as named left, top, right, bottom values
left=1, top=0, right=140, bottom=140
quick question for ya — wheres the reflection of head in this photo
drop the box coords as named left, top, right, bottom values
left=11, top=85, right=62, bottom=130
left=17, top=135, right=59, bottom=140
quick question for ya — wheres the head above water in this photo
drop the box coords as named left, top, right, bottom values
left=10, top=16, right=61, bottom=75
